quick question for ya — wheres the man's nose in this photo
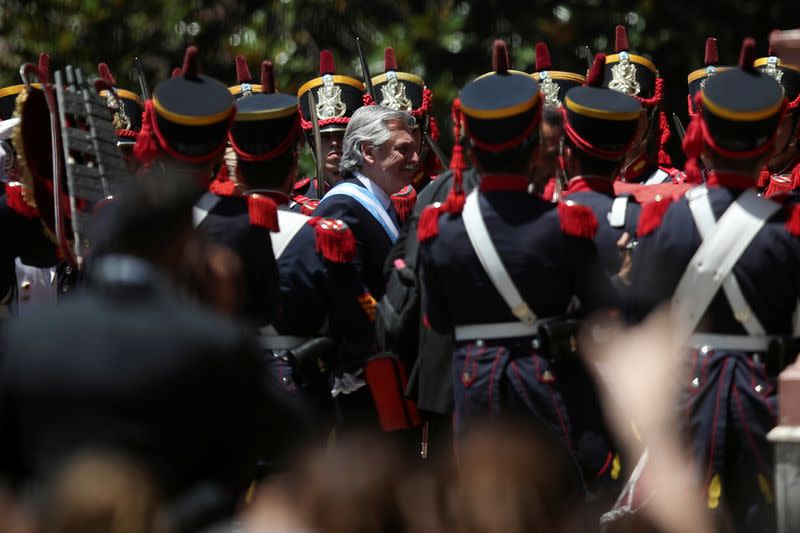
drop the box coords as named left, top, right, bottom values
left=409, top=150, right=420, bottom=166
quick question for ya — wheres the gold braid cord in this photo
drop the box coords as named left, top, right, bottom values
left=10, top=87, right=38, bottom=210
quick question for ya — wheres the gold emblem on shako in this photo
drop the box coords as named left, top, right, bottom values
left=380, top=71, right=412, bottom=112
left=316, top=74, right=347, bottom=119
left=538, top=71, right=562, bottom=108
left=609, top=51, right=641, bottom=96
left=762, top=56, right=784, bottom=84
left=700, top=65, right=718, bottom=91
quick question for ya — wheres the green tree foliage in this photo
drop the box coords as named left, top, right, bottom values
left=1, top=0, right=795, bottom=166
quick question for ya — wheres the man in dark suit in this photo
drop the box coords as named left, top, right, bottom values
left=0, top=175, right=303, bottom=533
left=314, top=104, right=419, bottom=301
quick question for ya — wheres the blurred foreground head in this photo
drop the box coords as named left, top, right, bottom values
left=42, top=453, right=165, bottom=533
left=452, top=419, right=577, bottom=533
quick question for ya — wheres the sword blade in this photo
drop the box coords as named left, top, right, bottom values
left=356, top=36, right=376, bottom=101
left=672, top=113, right=686, bottom=142
left=307, top=89, right=325, bottom=199
left=133, top=57, right=150, bottom=101
left=425, top=133, right=449, bottom=169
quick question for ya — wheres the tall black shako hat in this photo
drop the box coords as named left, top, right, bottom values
left=298, top=50, right=364, bottom=134
left=229, top=61, right=299, bottom=164
left=134, top=46, right=235, bottom=168
left=687, top=38, right=729, bottom=116
left=97, top=62, right=144, bottom=147
left=563, top=54, right=641, bottom=161
left=228, top=55, right=268, bottom=100
left=370, top=47, right=437, bottom=137
left=531, top=42, right=586, bottom=108
left=683, top=38, right=786, bottom=182
left=447, top=39, right=542, bottom=213
left=603, top=25, right=662, bottom=107
left=755, top=30, right=800, bottom=113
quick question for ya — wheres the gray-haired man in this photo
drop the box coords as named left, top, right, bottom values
left=313, top=105, right=419, bottom=429
left=314, top=105, right=418, bottom=301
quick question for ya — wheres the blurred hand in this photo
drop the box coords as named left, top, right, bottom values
left=616, top=232, right=633, bottom=287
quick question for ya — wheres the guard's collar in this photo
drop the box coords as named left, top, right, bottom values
left=706, top=172, right=756, bottom=190
left=564, top=176, right=615, bottom=196
left=478, top=174, right=530, bottom=193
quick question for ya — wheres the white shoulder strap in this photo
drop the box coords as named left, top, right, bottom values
left=462, top=190, right=537, bottom=325
left=192, top=192, right=222, bottom=228
left=607, top=196, right=630, bottom=228
left=322, top=181, right=399, bottom=242
left=686, top=187, right=766, bottom=336
left=672, top=189, right=781, bottom=340
left=644, top=168, right=670, bottom=185
left=270, top=210, right=311, bottom=260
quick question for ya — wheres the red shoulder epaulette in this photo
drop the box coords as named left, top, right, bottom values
left=417, top=202, right=444, bottom=242
left=292, top=177, right=311, bottom=192
left=209, top=164, right=239, bottom=197
left=391, top=185, right=417, bottom=224
left=557, top=200, right=598, bottom=239
left=636, top=196, right=674, bottom=237
left=3, top=182, right=39, bottom=219
left=299, top=198, right=319, bottom=215
left=309, top=217, right=356, bottom=263
left=247, top=194, right=279, bottom=231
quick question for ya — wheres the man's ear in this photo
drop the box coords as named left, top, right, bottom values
left=360, top=142, right=375, bottom=165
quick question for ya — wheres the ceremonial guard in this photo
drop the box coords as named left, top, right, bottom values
left=530, top=41, right=586, bottom=201
left=1, top=53, right=61, bottom=318
left=560, top=54, right=642, bottom=280
left=751, top=34, right=800, bottom=196
left=221, top=59, right=376, bottom=424
left=133, top=46, right=280, bottom=326
left=628, top=39, right=797, bottom=531
left=293, top=50, right=364, bottom=212
left=370, top=46, right=444, bottom=201
left=417, top=40, right=615, bottom=489
left=603, top=25, right=684, bottom=184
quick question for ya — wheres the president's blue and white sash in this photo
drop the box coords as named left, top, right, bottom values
left=321, top=181, right=399, bottom=242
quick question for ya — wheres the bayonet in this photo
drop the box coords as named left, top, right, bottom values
left=133, top=57, right=150, bottom=101
left=307, top=88, right=325, bottom=199
left=672, top=113, right=686, bottom=142
left=356, top=36, right=376, bottom=102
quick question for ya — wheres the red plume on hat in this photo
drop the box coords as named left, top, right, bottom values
left=98, top=63, right=116, bottom=86
left=739, top=37, right=757, bottom=73
left=704, top=38, right=719, bottom=66
left=319, top=50, right=335, bottom=75
left=586, top=54, right=606, bottom=87
left=384, top=47, right=398, bottom=71
left=769, top=29, right=780, bottom=57
left=260, top=60, right=274, bottom=93
left=235, top=55, right=252, bottom=84
left=535, top=42, right=552, bottom=71
left=171, top=67, right=182, bottom=78
left=492, top=39, right=510, bottom=73
left=615, top=25, right=629, bottom=53
left=182, top=45, right=199, bottom=79
left=38, top=52, right=51, bottom=84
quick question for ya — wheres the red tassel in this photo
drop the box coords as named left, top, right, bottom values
left=171, top=67, right=182, bottom=78
left=444, top=98, right=467, bottom=214
left=492, top=39, right=510, bottom=73
left=790, top=161, right=800, bottom=189
left=657, top=111, right=672, bottom=165
left=319, top=50, right=335, bottom=75
left=132, top=100, right=161, bottom=167
left=98, top=62, right=116, bottom=86
left=38, top=52, right=50, bottom=84
left=235, top=55, right=252, bottom=84
left=428, top=115, right=440, bottom=141
left=384, top=47, right=398, bottom=71
left=738, top=37, right=757, bottom=72
left=586, top=54, right=606, bottom=87
left=765, top=175, right=793, bottom=197
left=637, top=196, right=673, bottom=237
left=391, top=185, right=417, bottom=224
left=300, top=199, right=319, bottom=215
left=209, top=165, right=239, bottom=197
left=784, top=203, right=800, bottom=236
left=757, top=167, right=771, bottom=188
left=705, top=37, right=719, bottom=66
left=3, top=182, right=39, bottom=219
left=312, top=218, right=357, bottom=263
left=558, top=201, right=598, bottom=239
left=615, top=25, right=629, bottom=53
left=260, top=60, right=274, bottom=93
left=417, top=204, right=443, bottom=242
left=535, top=42, right=552, bottom=71
left=247, top=194, right=279, bottom=231
left=292, top=177, right=311, bottom=192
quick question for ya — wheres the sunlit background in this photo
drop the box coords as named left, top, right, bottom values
left=1, top=0, right=793, bottom=167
